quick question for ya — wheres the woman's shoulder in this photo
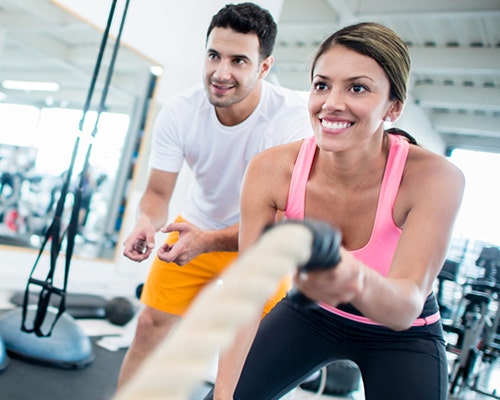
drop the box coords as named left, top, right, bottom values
left=394, top=143, right=464, bottom=225
left=247, top=140, right=304, bottom=182
left=405, top=144, right=465, bottom=192
left=254, top=139, right=304, bottom=163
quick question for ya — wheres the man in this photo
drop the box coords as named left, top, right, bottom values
left=117, top=2, right=311, bottom=390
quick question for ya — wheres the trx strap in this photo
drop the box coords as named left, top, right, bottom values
left=21, top=0, right=130, bottom=337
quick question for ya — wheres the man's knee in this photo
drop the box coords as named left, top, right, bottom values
left=135, top=306, right=180, bottom=340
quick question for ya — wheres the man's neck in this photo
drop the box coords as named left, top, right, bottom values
left=216, top=81, right=263, bottom=126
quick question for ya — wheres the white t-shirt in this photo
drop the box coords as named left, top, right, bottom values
left=150, top=80, right=311, bottom=230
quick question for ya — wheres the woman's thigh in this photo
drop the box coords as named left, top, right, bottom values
left=234, top=300, right=342, bottom=400
left=354, top=332, right=448, bottom=400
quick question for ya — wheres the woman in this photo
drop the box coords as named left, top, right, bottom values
left=209, top=22, right=465, bottom=399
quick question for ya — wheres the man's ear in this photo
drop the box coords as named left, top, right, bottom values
left=259, top=55, right=274, bottom=79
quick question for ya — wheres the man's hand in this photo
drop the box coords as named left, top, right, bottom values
left=157, top=221, right=207, bottom=266
left=123, top=217, right=156, bottom=262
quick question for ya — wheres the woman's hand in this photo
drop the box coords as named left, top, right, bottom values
left=293, top=248, right=365, bottom=307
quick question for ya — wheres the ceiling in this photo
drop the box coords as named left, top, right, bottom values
left=0, top=0, right=154, bottom=115
left=0, top=0, right=499, bottom=153
left=272, top=0, right=500, bottom=153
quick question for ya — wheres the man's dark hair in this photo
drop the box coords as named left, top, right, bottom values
left=206, top=2, right=277, bottom=60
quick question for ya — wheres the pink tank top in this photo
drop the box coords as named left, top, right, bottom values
left=284, top=134, right=438, bottom=326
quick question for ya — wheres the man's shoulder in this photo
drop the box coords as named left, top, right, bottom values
left=263, top=79, right=303, bottom=96
left=258, top=82, right=311, bottom=142
left=154, top=84, right=210, bottom=132
left=163, top=84, right=208, bottom=110
left=262, top=80, right=307, bottom=109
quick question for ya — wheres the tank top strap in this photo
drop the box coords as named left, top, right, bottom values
left=378, top=133, right=410, bottom=214
left=284, top=136, right=316, bottom=219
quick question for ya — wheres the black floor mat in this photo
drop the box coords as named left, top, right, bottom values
left=0, top=336, right=126, bottom=400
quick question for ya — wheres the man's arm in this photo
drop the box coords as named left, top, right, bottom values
left=123, top=168, right=178, bottom=261
left=137, top=169, right=178, bottom=228
left=157, top=221, right=239, bottom=266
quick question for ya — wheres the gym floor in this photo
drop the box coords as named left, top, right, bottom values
left=0, top=289, right=498, bottom=400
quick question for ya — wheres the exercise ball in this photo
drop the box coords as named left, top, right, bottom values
left=105, top=297, right=136, bottom=326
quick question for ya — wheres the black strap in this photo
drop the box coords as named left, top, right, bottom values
left=21, top=0, right=130, bottom=337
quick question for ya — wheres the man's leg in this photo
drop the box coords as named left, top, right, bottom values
left=116, top=217, right=239, bottom=391
left=116, top=306, right=179, bottom=391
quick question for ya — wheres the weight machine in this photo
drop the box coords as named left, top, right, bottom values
left=442, top=246, right=500, bottom=399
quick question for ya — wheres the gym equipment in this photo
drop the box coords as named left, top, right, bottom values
left=9, top=291, right=108, bottom=319
left=444, top=246, right=500, bottom=399
left=0, top=307, right=93, bottom=369
left=436, top=259, right=460, bottom=320
left=115, top=218, right=336, bottom=400
left=105, top=297, right=136, bottom=326
left=0, top=334, right=8, bottom=372
left=135, top=283, right=144, bottom=300
left=300, top=359, right=361, bottom=396
left=0, top=0, right=130, bottom=370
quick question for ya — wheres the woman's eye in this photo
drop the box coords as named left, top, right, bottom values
left=352, top=84, right=366, bottom=93
left=314, top=82, right=328, bottom=91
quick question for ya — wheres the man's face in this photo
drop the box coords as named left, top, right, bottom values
left=203, top=27, right=263, bottom=108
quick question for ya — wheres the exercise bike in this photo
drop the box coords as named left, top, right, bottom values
left=444, top=246, right=500, bottom=399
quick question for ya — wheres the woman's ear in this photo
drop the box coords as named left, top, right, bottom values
left=385, top=100, right=404, bottom=123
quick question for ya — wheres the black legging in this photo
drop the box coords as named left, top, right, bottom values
left=204, top=293, right=447, bottom=400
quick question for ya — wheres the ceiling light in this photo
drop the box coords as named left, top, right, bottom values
left=150, top=66, right=163, bottom=76
left=1, top=80, right=60, bottom=92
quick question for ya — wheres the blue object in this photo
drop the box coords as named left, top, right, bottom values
left=0, top=334, right=8, bottom=372
left=0, top=307, right=94, bottom=369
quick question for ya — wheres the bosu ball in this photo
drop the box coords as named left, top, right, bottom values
left=0, top=306, right=94, bottom=369
left=0, top=334, right=8, bottom=372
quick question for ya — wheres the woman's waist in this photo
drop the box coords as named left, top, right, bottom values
left=318, top=293, right=440, bottom=327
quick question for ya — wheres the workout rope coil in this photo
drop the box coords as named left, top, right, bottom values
left=115, top=223, right=314, bottom=400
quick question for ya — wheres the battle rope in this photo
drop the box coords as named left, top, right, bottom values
left=115, top=219, right=342, bottom=400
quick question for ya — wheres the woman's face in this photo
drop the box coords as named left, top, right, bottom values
left=308, top=45, right=400, bottom=152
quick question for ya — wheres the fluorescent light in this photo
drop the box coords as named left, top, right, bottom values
left=150, top=66, right=163, bottom=76
left=2, top=80, right=60, bottom=92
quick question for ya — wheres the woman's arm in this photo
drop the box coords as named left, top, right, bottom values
left=212, top=143, right=299, bottom=399
left=295, top=150, right=465, bottom=330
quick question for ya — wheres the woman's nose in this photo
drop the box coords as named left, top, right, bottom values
left=322, top=91, right=345, bottom=112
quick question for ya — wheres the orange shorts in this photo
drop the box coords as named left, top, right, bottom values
left=141, top=216, right=291, bottom=317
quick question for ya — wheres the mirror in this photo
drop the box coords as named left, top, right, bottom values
left=0, top=0, right=160, bottom=259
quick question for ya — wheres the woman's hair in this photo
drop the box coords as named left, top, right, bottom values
left=310, top=22, right=410, bottom=104
left=206, top=2, right=277, bottom=61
